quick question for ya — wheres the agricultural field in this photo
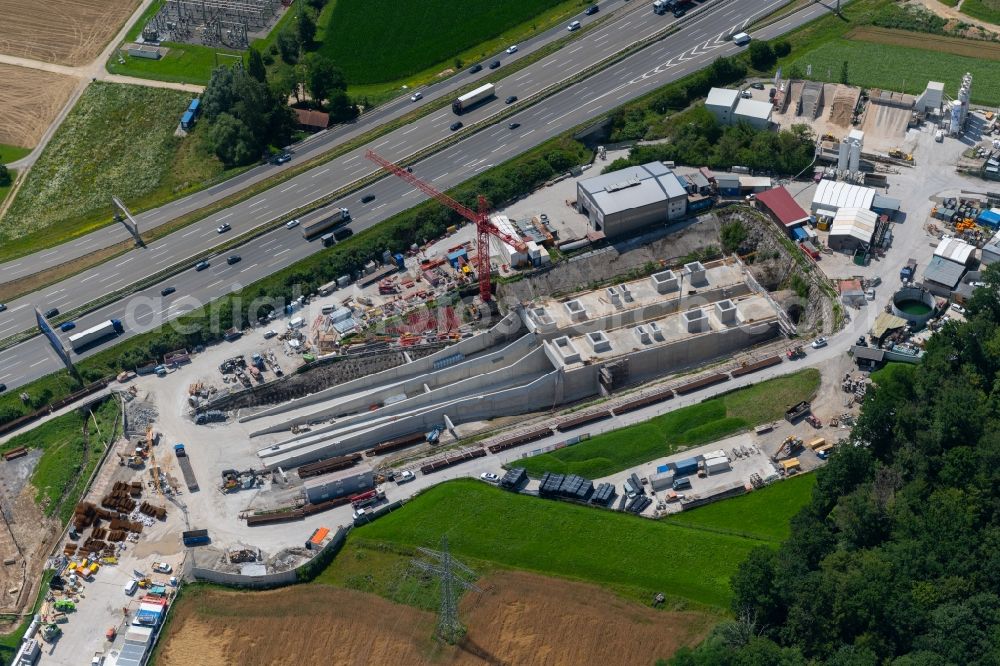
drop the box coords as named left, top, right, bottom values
left=155, top=571, right=714, bottom=666
left=519, top=369, right=820, bottom=478
left=0, top=82, right=225, bottom=261
left=788, top=38, right=1000, bottom=106
left=0, top=0, right=139, bottom=66
left=344, top=479, right=793, bottom=608
left=961, top=0, right=1000, bottom=25
left=0, top=64, right=78, bottom=150
left=319, top=0, right=588, bottom=87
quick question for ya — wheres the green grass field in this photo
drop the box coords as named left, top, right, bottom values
left=789, top=39, right=1000, bottom=106
left=0, top=397, right=118, bottom=523
left=961, top=0, right=1000, bottom=25
left=327, top=477, right=815, bottom=609
left=0, top=82, right=226, bottom=260
left=518, top=370, right=820, bottom=479
left=0, top=144, right=31, bottom=163
left=107, top=44, right=243, bottom=86
left=664, top=473, right=816, bottom=543
left=319, top=0, right=589, bottom=86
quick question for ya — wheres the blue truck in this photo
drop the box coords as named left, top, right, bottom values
left=900, top=258, right=917, bottom=281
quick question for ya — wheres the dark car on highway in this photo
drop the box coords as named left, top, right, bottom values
left=450, top=121, right=463, bottom=131
left=59, top=321, right=76, bottom=332
left=0, top=384, right=6, bottom=393
left=505, top=95, right=518, bottom=104
left=585, top=5, right=600, bottom=15
left=509, top=122, right=521, bottom=130
left=468, top=64, right=482, bottom=74
left=272, top=153, right=291, bottom=164
left=227, top=255, right=242, bottom=265
left=44, top=308, right=59, bottom=318
left=195, top=261, right=210, bottom=271
left=361, top=194, right=376, bottom=204
left=673, top=7, right=685, bottom=17
left=161, top=286, right=176, bottom=297
left=0, top=304, right=6, bottom=313
left=489, top=60, right=501, bottom=69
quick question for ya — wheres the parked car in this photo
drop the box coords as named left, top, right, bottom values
left=410, top=91, right=423, bottom=102
left=195, top=261, right=210, bottom=271
left=865, top=288, right=875, bottom=300
left=480, top=472, right=500, bottom=483
left=750, top=82, right=765, bottom=90
left=468, top=64, right=482, bottom=74
left=59, top=321, right=76, bottom=332
left=397, top=470, right=415, bottom=483
left=489, top=60, right=501, bottom=69
left=508, top=122, right=521, bottom=129
left=951, top=303, right=967, bottom=314
left=361, top=194, right=376, bottom=204
left=811, top=337, right=828, bottom=349
left=0, top=303, right=6, bottom=313
left=160, top=286, right=176, bottom=297
left=44, top=308, right=59, bottom=318
left=285, top=219, right=300, bottom=229
left=152, top=562, right=172, bottom=574
left=585, top=4, right=600, bottom=15
left=505, top=95, right=518, bottom=104
left=263, top=329, right=278, bottom=339
left=227, top=255, right=242, bottom=265
left=506, top=45, right=518, bottom=54
left=450, top=121, right=463, bottom=131
left=217, top=223, right=231, bottom=233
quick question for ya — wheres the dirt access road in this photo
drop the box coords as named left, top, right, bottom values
left=156, top=570, right=713, bottom=666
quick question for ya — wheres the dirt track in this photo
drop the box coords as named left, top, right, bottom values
left=0, top=64, right=77, bottom=149
left=156, top=571, right=714, bottom=666
left=846, top=26, right=1000, bottom=60
left=0, top=0, right=139, bottom=66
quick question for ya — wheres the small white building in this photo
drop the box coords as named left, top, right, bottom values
left=706, top=88, right=740, bottom=125
left=733, top=98, right=773, bottom=129
left=828, top=207, right=878, bottom=252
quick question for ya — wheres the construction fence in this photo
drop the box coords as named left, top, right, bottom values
left=189, top=526, right=350, bottom=589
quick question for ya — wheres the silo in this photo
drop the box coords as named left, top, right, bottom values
left=838, top=138, right=850, bottom=171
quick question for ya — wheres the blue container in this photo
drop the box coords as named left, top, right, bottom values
left=180, top=110, right=194, bottom=129
left=656, top=464, right=670, bottom=474
left=673, top=457, right=698, bottom=477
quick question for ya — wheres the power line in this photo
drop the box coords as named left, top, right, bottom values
left=409, top=536, right=481, bottom=643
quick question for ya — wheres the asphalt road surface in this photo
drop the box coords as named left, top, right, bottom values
left=0, top=0, right=832, bottom=390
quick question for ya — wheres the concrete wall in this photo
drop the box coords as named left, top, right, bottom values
left=602, top=200, right=670, bottom=237
left=242, top=311, right=523, bottom=422
left=250, top=332, right=540, bottom=436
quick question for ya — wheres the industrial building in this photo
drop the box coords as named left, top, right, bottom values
left=811, top=179, right=876, bottom=215
left=754, top=186, right=810, bottom=231
left=915, top=81, right=945, bottom=114
left=705, top=88, right=773, bottom=128
left=981, top=230, right=1000, bottom=266
left=934, top=237, right=977, bottom=266
left=923, top=255, right=967, bottom=296
left=245, top=260, right=787, bottom=470
left=576, top=162, right=688, bottom=237
left=302, top=465, right=374, bottom=503
left=733, top=98, right=773, bottom=129
left=827, top=207, right=878, bottom=252
left=705, top=88, right=741, bottom=125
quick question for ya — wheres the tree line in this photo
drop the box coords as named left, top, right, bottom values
left=666, top=263, right=1000, bottom=664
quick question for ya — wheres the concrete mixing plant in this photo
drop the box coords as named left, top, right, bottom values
left=949, top=73, right=972, bottom=136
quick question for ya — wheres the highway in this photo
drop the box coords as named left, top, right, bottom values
left=0, top=0, right=832, bottom=390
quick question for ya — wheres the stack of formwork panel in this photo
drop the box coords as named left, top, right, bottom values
left=138, top=502, right=167, bottom=519
left=129, top=481, right=143, bottom=498
left=63, top=543, right=77, bottom=557
left=102, top=482, right=137, bottom=513
left=72, top=503, right=98, bottom=532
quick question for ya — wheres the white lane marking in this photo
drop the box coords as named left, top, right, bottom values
left=514, top=71, right=532, bottom=82
left=241, top=263, right=258, bottom=273
left=280, top=184, right=298, bottom=193
left=249, top=198, right=267, bottom=207
left=275, top=248, right=291, bottom=257
left=568, top=45, right=583, bottom=54
left=30, top=359, right=48, bottom=368
left=182, top=228, right=199, bottom=238
left=310, top=168, right=330, bottom=179
left=116, top=257, right=133, bottom=267
left=81, top=274, right=99, bottom=283
left=402, top=125, right=420, bottom=135
left=344, top=155, right=360, bottom=163
left=217, top=212, right=234, bottom=220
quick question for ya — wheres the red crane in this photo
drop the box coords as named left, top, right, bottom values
left=365, top=150, right=526, bottom=302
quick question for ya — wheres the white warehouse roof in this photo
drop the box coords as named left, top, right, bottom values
left=579, top=162, right=687, bottom=216
left=812, top=179, right=876, bottom=211
left=734, top=98, right=773, bottom=121
left=830, top=207, right=878, bottom=244
left=934, top=237, right=975, bottom=265
left=706, top=87, right=739, bottom=110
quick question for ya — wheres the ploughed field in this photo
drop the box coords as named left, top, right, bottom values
left=0, top=0, right=139, bottom=65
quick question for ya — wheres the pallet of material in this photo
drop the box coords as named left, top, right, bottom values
left=2, top=447, right=28, bottom=461
left=555, top=411, right=611, bottom=432
left=297, top=453, right=363, bottom=478
left=420, top=448, right=486, bottom=475
left=487, top=428, right=553, bottom=454
left=302, top=495, right=352, bottom=516
left=245, top=508, right=305, bottom=526
left=674, top=373, right=730, bottom=395
left=612, top=388, right=675, bottom=415
left=730, top=356, right=782, bottom=377
left=364, top=432, right=426, bottom=457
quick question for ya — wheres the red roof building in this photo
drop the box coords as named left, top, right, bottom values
left=294, top=108, right=330, bottom=132
left=755, top=186, right=811, bottom=229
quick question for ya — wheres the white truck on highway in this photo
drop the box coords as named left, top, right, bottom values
left=68, top=319, right=124, bottom=352
left=301, top=207, right=351, bottom=239
left=452, top=83, right=496, bottom=114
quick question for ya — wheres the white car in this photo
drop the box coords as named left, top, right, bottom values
left=410, top=92, right=423, bottom=102
left=950, top=303, right=966, bottom=314
left=285, top=219, right=300, bottom=229
left=865, top=288, right=875, bottom=301
left=263, top=329, right=278, bottom=339
left=152, top=562, right=172, bottom=574
left=397, top=470, right=415, bottom=483
left=811, top=337, right=828, bottom=349
left=506, top=45, right=518, bottom=54
left=480, top=472, right=500, bottom=483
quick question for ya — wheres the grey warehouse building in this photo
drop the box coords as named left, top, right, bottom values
left=577, top=162, right=688, bottom=237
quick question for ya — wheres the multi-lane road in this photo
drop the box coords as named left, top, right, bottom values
left=0, top=0, right=832, bottom=390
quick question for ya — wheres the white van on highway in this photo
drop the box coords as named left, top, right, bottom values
left=732, top=32, right=751, bottom=45
left=568, top=20, right=581, bottom=31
